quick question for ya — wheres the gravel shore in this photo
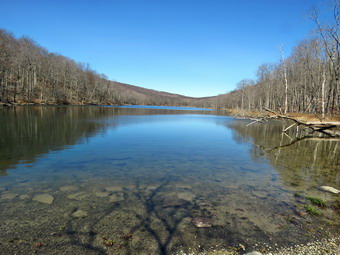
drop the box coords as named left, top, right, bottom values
left=177, top=237, right=340, bottom=255
left=265, top=237, right=340, bottom=255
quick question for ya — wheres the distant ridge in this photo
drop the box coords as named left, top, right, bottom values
left=111, top=81, right=197, bottom=99
left=0, top=28, right=218, bottom=108
left=108, top=80, right=218, bottom=107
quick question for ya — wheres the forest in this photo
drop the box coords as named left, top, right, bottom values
left=0, top=1, right=339, bottom=115
left=213, top=2, right=340, bottom=116
left=0, top=29, right=202, bottom=107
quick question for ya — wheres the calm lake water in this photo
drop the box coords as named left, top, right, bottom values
left=0, top=106, right=339, bottom=254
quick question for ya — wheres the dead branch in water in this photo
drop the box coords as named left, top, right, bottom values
left=268, top=136, right=340, bottom=151
left=262, top=108, right=340, bottom=137
left=246, top=118, right=266, bottom=126
left=241, top=108, right=340, bottom=151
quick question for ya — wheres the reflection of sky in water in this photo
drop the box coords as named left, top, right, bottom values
left=1, top=107, right=338, bottom=192
left=5, top=113, right=268, bottom=182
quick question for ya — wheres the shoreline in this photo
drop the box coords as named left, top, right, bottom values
left=1, top=103, right=340, bottom=120
left=223, top=108, right=340, bottom=122
left=264, top=236, right=340, bottom=255
left=177, top=236, right=340, bottom=255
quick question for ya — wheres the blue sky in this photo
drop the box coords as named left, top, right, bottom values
left=0, top=0, right=329, bottom=97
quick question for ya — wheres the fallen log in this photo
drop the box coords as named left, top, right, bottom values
left=240, top=109, right=340, bottom=151
left=262, top=108, right=340, bottom=137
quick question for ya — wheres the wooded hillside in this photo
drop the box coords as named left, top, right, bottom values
left=0, top=29, right=207, bottom=106
left=213, top=2, right=339, bottom=116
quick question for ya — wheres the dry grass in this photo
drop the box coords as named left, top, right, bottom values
left=224, top=109, right=340, bottom=122
left=224, top=109, right=268, bottom=118
left=286, top=112, right=340, bottom=122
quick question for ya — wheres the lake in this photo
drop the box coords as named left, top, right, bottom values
left=0, top=106, right=339, bottom=254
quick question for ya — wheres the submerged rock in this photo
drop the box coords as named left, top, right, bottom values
left=33, top=194, right=54, bottom=204
left=109, top=193, right=124, bottom=202
left=59, top=185, right=79, bottom=192
left=162, top=198, right=188, bottom=208
left=16, top=179, right=28, bottom=183
left=177, top=192, right=196, bottom=201
left=67, top=192, right=88, bottom=200
left=252, top=190, right=267, bottom=198
left=145, top=185, right=158, bottom=191
left=320, top=186, right=340, bottom=194
left=95, top=191, right=110, bottom=197
left=192, top=217, right=212, bottom=228
left=105, top=186, right=123, bottom=192
left=19, top=194, right=30, bottom=200
left=1, top=193, right=18, bottom=200
left=72, top=209, right=88, bottom=218
left=174, top=183, right=192, bottom=190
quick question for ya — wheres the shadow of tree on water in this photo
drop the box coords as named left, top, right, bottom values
left=62, top=202, right=122, bottom=254
left=59, top=178, right=197, bottom=254
left=57, top=177, right=300, bottom=255
left=125, top=180, right=192, bottom=255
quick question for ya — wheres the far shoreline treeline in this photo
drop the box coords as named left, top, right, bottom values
left=0, top=29, right=214, bottom=108
left=0, top=2, right=339, bottom=115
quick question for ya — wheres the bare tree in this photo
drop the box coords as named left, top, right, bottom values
left=310, top=0, right=340, bottom=114
left=279, top=45, right=289, bottom=114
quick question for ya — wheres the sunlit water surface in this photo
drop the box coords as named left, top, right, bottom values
left=0, top=106, right=339, bottom=254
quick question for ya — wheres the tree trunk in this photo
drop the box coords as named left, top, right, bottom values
left=321, top=69, right=326, bottom=118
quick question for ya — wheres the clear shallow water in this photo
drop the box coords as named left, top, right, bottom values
left=0, top=106, right=339, bottom=254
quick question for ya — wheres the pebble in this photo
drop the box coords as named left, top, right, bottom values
left=192, top=217, right=212, bottom=228
left=72, top=209, right=88, bottom=218
left=320, top=186, right=340, bottom=194
left=244, top=252, right=262, bottom=255
left=33, top=194, right=54, bottom=204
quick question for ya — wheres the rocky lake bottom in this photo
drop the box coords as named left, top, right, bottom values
left=0, top=168, right=339, bottom=255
